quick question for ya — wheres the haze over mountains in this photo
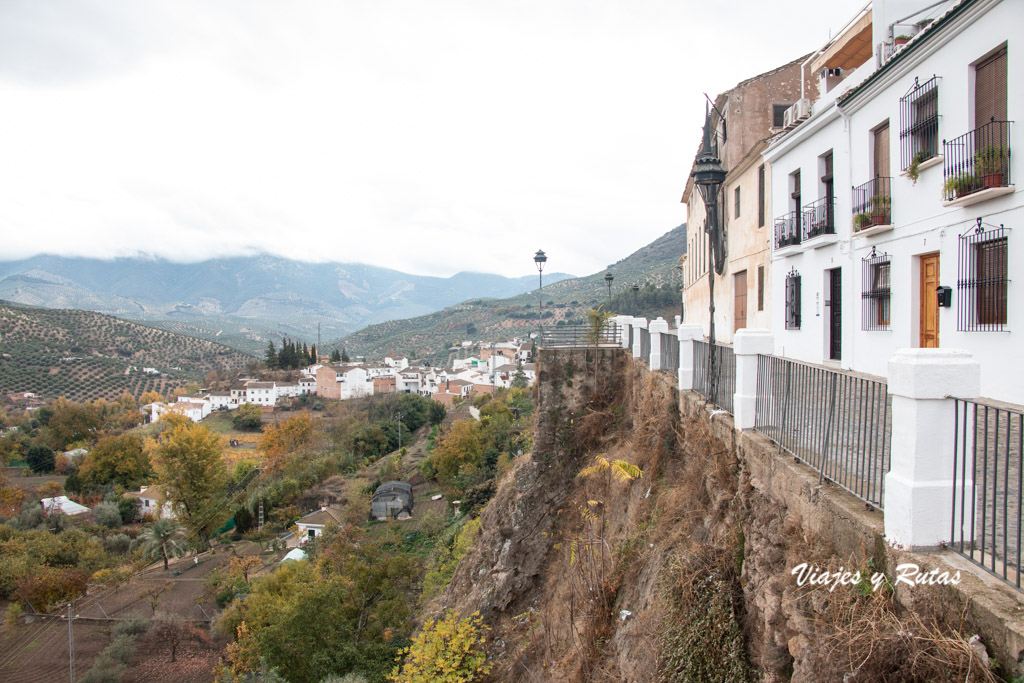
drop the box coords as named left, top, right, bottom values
left=0, top=256, right=572, bottom=354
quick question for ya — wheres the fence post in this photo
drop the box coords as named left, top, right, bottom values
left=733, top=329, right=773, bottom=430
left=615, top=316, right=633, bottom=349
left=677, top=324, right=702, bottom=392
left=631, top=318, right=648, bottom=359
left=648, top=318, right=669, bottom=370
left=884, top=349, right=980, bottom=550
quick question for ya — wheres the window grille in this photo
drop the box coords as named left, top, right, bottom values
left=757, top=265, right=765, bottom=311
left=958, top=219, right=1009, bottom=331
left=899, top=76, right=940, bottom=170
left=734, top=185, right=741, bottom=218
left=785, top=268, right=801, bottom=330
left=757, top=164, right=766, bottom=227
left=861, top=248, right=891, bottom=330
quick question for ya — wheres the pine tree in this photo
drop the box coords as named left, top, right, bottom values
left=341, top=347, right=351, bottom=362
left=330, top=348, right=341, bottom=362
left=265, top=342, right=278, bottom=369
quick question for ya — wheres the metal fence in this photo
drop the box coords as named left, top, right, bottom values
left=753, top=354, right=891, bottom=509
left=950, top=399, right=1024, bottom=590
left=639, top=328, right=651, bottom=362
left=538, top=323, right=622, bottom=348
left=660, top=332, right=679, bottom=376
left=692, top=340, right=735, bottom=414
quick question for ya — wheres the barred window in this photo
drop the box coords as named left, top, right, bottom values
left=899, top=76, right=940, bottom=170
left=785, top=269, right=801, bottom=330
left=957, top=220, right=1008, bottom=331
left=861, top=249, right=891, bottom=330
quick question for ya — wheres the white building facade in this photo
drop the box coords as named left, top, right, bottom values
left=764, top=0, right=1022, bottom=404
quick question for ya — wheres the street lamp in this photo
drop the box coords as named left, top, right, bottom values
left=631, top=283, right=639, bottom=313
left=604, top=270, right=614, bottom=300
left=692, top=105, right=728, bottom=402
left=533, top=249, right=547, bottom=319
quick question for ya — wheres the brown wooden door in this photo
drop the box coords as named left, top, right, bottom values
left=734, top=270, right=747, bottom=333
left=920, top=253, right=940, bottom=348
left=874, top=122, right=890, bottom=178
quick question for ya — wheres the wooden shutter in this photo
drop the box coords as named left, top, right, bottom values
left=757, top=164, right=765, bottom=227
left=975, top=46, right=1008, bottom=126
left=874, top=122, right=890, bottom=178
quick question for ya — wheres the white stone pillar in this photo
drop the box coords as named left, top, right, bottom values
left=677, top=324, right=702, bottom=392
left=648, top=318, right=669, bottom=370
left=612, top=316, right=632, bottom=349
left=732, top=329, right=773, bottom=430
left=631, top=318, right=648, bottom=359
left=674, top=315, right=682, bottom=328
left=884, top=349, right=980, bottom=550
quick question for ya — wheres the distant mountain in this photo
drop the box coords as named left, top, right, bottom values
left=334, top=224, right=686, bottom=364
left=0, top=256, right=573, bottom=354
left=0, top=302, right=253, bottom=402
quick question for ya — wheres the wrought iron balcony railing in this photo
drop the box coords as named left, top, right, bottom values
left=802, top=196, right=836, bottom=240
left=943, top=119, right=1013, bottom=201
left=852, top=176, right=892, bottom=231
left=774, top=212, right=801, bottom=249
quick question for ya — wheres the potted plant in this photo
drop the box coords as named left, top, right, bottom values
left=906, top=150, right=929, bottom=185
left=943, top=173, right=975, bottom=200
left=869, top=195, right=891, bottom=224
left=853, top=213, right=872, bottom=231
left=974, top=145, right=1007, bottom=188
left=894, top=34, right=912, bottom=46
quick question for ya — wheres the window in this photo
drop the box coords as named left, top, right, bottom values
left=757, top=265, right=765, bottom=311
left=957, top=222, right=1008, bottom=330
left=785, top=269, right=801, bottom=330
left=861, top=249, right=891, bottom=330
left=757, top=164, right=766, bottom=227
left=899, top=76, right=940, bottom=169
left=734, top=186, right=741, bottom=218
left=873, top=121, right=891, bottom=178
left=772, top=104, right=789, bottom=128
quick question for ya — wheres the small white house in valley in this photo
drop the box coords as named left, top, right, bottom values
left=124, top=486, right=176, bottom=519
left=295, top=506, right=346, bottom=543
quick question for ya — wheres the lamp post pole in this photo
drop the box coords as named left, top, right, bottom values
left=604, top=271, right=614, bottom=300
left=534, top=249, right=547, bottom=322
left=631, top=284, right=639, bottom=314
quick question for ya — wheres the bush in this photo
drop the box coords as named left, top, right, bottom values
left=389, top=611, right=490, bottom=682
left=114, top=618, right=151, bottom=637
left=6, top=602, right=24, bottom=625
left=94, top=502, right=123, bottom=529
left=26, top=445, right=55, bottom=474
left=104, top=533, right=131, bottom=554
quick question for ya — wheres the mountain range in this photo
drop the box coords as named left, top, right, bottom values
left=0, top=256, right=572, bottom=354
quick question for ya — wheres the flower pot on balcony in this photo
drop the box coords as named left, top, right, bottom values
left=870, top=214, right=887, bottom=226
left=894, top=37, right=910, bottom=46
left=983, top=173, right=1003, bottom=189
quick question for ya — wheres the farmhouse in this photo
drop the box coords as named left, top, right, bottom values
left=370, top=481, right=414, bottom=521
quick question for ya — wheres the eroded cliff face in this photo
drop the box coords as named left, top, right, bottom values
left=433, top=349, right=1000, bottom=682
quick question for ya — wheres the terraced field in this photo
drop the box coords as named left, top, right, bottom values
left=0, top=302, right=254, bottom=402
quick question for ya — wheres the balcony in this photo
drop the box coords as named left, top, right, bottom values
left=852, top=177, right=893, bottom=238
left=802, top=196, right=837, bottom=248
left=942, top=120, right=1014, bottom=207
left=774, top=212, right=801, bottom=255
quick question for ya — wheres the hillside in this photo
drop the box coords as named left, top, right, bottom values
left=0, top=256, right=573, bottom=354
left=335, top=223, right=686, bottom=363
left=0, top=302, right=254, bottom=402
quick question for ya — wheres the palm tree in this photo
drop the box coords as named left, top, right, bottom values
left=139, top=518, right=188, bottom=571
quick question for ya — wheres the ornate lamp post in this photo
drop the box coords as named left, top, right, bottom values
left=533, top=249, right=547, bottom=319
left=691, top=106, right=727, bottom=402
left=604, top=270, right=614, bottom=299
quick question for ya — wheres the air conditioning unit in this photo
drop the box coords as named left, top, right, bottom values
left=782, top=99, right=811, bottom=129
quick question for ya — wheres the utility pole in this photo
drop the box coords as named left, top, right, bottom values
left=67, top=601, right=75, bottom=683
left=396, top=410, right=403, bottom=451
left=317, top=322, right=321, bottom=355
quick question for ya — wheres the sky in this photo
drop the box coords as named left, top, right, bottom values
left=0, top=0, right=867, bottom=278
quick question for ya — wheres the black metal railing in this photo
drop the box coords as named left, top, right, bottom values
left=957, top=222, right=1008, bottom=332
left=943, top=119, right=1013, bottom=201
left=754, top=354, right=891, bottom=508
left=539, top=324, right=622, bottom=348
left=802, top=196, right=836, bottom=240
left=639, top=328, right=651, bottom=362
left=774, top=212, right=801, bottom=249
left=950, top=399, right=1024, bottom=591
left=851, top=176, right=892, bottom=231
left=899, top=76, right=940, bottom=170
left=693, top=341, right=735, bottom=414
left=660, top=332, right=679, bottom=376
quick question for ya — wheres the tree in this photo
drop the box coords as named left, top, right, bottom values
left=341, top=348, right=351, bottom=363
left=79, top=434, right=150, bottom=490
left=234, top=505, right=254, bottom=534
left=511, top=362, right=529, bottom=389
left=138, top=518, right=188, bottom=571
left=431, top=421, right=484, bottom=495
left=26, top=445, right=55, bottom=474
left=154, top=616, right=208, bottom=662
left=330, top=348, right=341, bottom=362
left=43, top=399, right=101, bottom=450
left=233, top=403, right=263, bottom=431
left=140, top=390, right=164, bottom=405
left=229, top=555, right=261, bottom=583
left=151, top=419, right=230, bottom=545
left=389, top=612, right=491, bottom=682
left=265, top=342, right=279, bottom=370
left=260, top=413, right=317, bottom=473
left=427, top=401, right=446, bottom=427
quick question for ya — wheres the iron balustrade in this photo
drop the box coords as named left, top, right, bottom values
left=957, top=221, right=1008, bottom=332
left=802, top=196, right=836, bottom=240
left=754, top=354, right=891, bottom=509
left=692, top=340, right=735, bottom=414
left=639, top=328, right=651, bottom=362
left=942, top=119, right=1013, bottom=201
left=899, top=76, right=940, bottom=170
left=660, top=332, right=679, bottom=377
left=538, top=324, right=622, bottom=348
left=774, top=212, right=801, bottom=249
left=851, top=176, right=892, bottom=230
left=950, top=399, right=1024, bottom=591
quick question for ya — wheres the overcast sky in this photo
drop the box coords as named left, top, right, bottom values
left=0, top=0, right=866, bottom=278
